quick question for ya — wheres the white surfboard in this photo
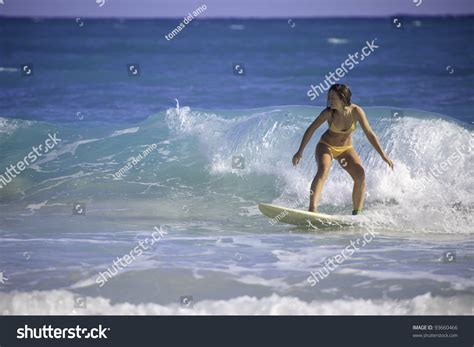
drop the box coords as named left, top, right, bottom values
left=258, top=203, right=353, bottom=228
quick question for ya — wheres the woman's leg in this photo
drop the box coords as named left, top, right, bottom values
left=336, top=148, right=366, bottom=211
left=309, top=142, right=333, bottom=212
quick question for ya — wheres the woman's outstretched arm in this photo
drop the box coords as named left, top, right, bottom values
left=355, top=106, right=394, bottom=169
left=292, top=109, right=330, bottom=166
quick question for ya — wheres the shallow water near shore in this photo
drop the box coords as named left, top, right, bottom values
left=1, top=104, right=473, bottom=314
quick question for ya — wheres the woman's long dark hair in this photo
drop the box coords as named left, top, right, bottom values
left=328, top=84, right=352, bottom=106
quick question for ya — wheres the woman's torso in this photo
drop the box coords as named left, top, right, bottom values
left=320, top=104, right=358, bottom=146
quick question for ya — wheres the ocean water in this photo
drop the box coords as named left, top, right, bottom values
left=1, top=17, right=474, bottom=123
left=0, top=17, right=473, bottom=315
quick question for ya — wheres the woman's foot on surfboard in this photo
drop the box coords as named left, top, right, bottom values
left=352, top=209, right=363, bottom=215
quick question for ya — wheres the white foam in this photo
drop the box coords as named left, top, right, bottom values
left=339, top=268, right=474, bottom=291
left=22, top=200, right=49, bottom=215
left=29, top=139, right=99, bottom=171
left=165, top=105, right=473, bottom=234
left=0, top=67, right=18, bottom=72
left=327, top=37, right=349, bottom=45
left=0, top=117, right=21, bottom=135
left=110, top=127, right=140, bottom=137
left=0, top=290, right=471, bottom=315
left=234, top=275, right=294, bottom=291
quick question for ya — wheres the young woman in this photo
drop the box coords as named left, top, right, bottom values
left=292, top=84, right=393, bottom=214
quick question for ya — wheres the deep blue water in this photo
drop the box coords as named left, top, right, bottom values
left=0, top=17, right=473, bottom=124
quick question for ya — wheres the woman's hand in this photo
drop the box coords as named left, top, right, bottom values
left=383, top=156, right=394, bottom=170
left=292, top=151, right=303, bottom=166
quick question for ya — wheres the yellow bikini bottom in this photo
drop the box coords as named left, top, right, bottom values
left=319, top=140, right=352, bottom=159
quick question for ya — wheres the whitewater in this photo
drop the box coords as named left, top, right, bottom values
left=0, top=105, right=473, bottom=315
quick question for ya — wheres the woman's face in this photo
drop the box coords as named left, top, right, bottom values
left=328, top=90, right=344, bottom=109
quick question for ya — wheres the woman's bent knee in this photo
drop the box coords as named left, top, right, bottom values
left=316, top=166, right=331, bottom=180
left=354, top=166, right=365, bottom=183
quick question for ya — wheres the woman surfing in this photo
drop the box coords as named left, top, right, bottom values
left=292, top=84, right=394, bottom=214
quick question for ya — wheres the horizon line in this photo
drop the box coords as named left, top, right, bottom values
left=1, top=14, right=474, bottom=20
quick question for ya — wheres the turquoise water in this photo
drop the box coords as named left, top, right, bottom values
left=0, top=105, right=472, bottom=314
left=0, top=17, right=473, bottom=314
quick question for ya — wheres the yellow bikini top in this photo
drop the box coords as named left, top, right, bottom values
left=328, top=109, right=356, bottom=134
